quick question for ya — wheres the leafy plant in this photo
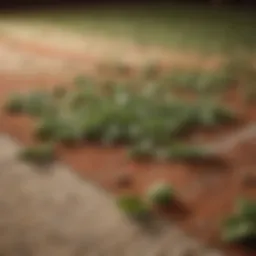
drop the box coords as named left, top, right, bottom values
left=128, top=140, right=154, bottom=160
left=54, top=118, right=84, bottom=146
left=4, top=93, right=26, bottom=113
left=222, top=198, right=256, bottom=246
left=195, top=100, right=236, bottom=126
left=35, top=113, right=84, bottom=145
left=22, top=91, right=55, bottom=117
left=9, top=75, right=236, bottom=163
left=117, top=195, right=150, bottom=220
left=34, top=116, right=60, bottom=141
left=146, top=182, right=175, bottom=206
left=164, top=143, right=211, bottom=161
left=19, top=143, right=55, bottom=165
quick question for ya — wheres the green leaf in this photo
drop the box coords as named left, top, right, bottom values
left=222, top=217, right=255, bottom=243
left=147, top=182, right=175, bottom=206
left=4, top=93, right=26, bottom=113
left=117, top=195, right=150, bottom=219
left=23, top=91, right=55, bottom=117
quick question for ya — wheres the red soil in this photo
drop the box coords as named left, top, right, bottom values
left=0, top=37, right=255, bottom=256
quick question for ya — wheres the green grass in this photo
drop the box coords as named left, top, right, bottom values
left=1, top=4, right=255, bottom=55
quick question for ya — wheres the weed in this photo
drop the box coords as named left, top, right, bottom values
left=222, top=198, right=256, bottom=247
left=195, top=100, right=236, bottom=126
left=146, top=182, right=175, bottom=206
left=4, top=93, right=26, bottom=114
left=22, top=91, right=55, bottom=117
left=34, top=117, right=59, bottom=141
left=19, top=143, right=55, bottom=165
left=54, top=118, right=84, bottom=146
left=35, top=113, right=84, bottom=146
left=164, top=143, right=211, bottom=161
left=117, top=195, right=150, bottom=220
left=128, top=140, right=154, bottom=160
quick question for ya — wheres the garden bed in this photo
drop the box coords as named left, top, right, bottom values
left=0, top=59, right=255, bottom=256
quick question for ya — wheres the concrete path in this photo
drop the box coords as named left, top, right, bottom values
left=0, top=134, right=224, bottom=256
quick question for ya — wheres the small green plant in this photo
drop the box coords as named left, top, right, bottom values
left=128, top=140, right=154, bottom=160
left=146, top=182, right=175, bottom=206
left=34, top=116, right=60, bottom=141
left=196, top=100, right=236, bottom=126
left=165, top=143, right=211, bottom=161
left=54, top=120, right=84, bottom=146
left=117, top=195, right=150, bottom=220
left=19, top=143, right=55, bottom=165
left=4, top=94, right=26, bottom=113
left=35, top=114, right=84, bottom=145
left=22, top=91, right=55, bottom=117
left=222, top=198, right=256, bottom=246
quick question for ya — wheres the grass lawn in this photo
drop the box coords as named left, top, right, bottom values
left=0, top=4, right=255, bottom=55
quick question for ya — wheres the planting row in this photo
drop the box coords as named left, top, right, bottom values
left=4, top=73, right=238, bottom=164
left=103, top=57, right=256, bottom=102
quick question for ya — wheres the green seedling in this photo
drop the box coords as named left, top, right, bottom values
left=19, top=143, right=55, bottom=165
left=34, top=116, right=60, bottom=141
left=54, top=120, right=84, bottom=146
left=222, top=198, right=256, bottom=247
left=128, top=140, right=154, bottom=160
left=166, top=143, right=211, bottom=161
left=4, top=93, right=26, bottom=114
left=146, top=182, right=175, bottom=206
left=117, top=195, right=150, bottom=221
left=22, top=91, right=54, bottom=117
left=193, top=99, right=236, bottom=126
